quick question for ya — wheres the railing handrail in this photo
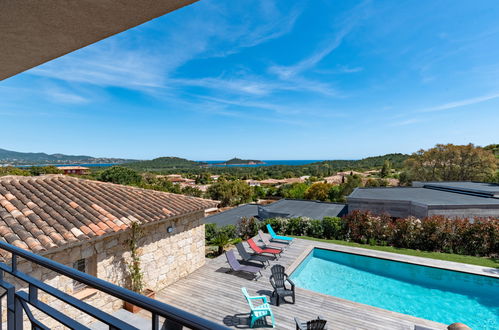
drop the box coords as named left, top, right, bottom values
left=0, top=240, right=228, bottom=329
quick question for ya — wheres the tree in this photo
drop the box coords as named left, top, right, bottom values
left=380, top=160, right=391, bottom=178
left=304, top=183, right=333, bottom=201
left=98, top=166, right=142, bottom=185
left=195, top=172, right=211, bottom=184
left=328, top=185, right=343, bottom=202
left=279, top=183, right=309, bottom=199
left=206, top=180, right=253, bottom=207
left=29, top=166, right=62, bottom=176
left=0, top=166, right=30, bottom=177
left=180, top=185, right=203, bottom=197
left=210, top=231, right=230, bottom=255
left=340, top=174, right=363, bottom=197
left=484, top=144, right=499, bottom=158
left=404, top=144, right=497, bottom=182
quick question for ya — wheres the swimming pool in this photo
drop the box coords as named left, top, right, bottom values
left=290, top=248, right=499, bottom=329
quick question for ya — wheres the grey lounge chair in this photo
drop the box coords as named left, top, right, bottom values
left=258, top=230, right=286, bottom=250
left=225, top=250, right=263, bottom=280
left=236, top=242, right=270, bottom=268
left=294, top=316, right=327, bottom=330
left=270, top=264, right=295, bottom=306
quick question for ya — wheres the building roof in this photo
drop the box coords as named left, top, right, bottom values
left=413, top=181, right=499, bottom=198
left=204, top=199, right=347, bottom=226
left=348, top=186, right=499, bottom=207
left=56, top=166, right=89, bottom=170
left=205, top=204, right=259, bottom=226
left=1, top=0, right=197, bottom=80
left=0, top=175, right=217, bottom=254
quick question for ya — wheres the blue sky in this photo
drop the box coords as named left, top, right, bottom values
left=1, top=0, right=499, bottom=160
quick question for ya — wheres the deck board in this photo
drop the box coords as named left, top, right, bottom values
left=147, top=237, right=456, bottom=329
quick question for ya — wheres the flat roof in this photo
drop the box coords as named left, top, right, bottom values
left=204, top=199, right=347, bottom=226
left=265, top=199, right=346, bottom=219
left=348, top=187, right=499, bottom=206
left=204, top=204, right=258, bottom=226
left=419, top=181, right=499, bottom=198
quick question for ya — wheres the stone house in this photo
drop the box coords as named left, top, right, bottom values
left=0, top=174, right=217, bottom=327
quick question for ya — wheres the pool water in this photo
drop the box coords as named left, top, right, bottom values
left=290, top=248, right=499, bottom=329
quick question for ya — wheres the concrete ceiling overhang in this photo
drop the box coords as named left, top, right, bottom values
left=0, top=0, right=198, bottom=81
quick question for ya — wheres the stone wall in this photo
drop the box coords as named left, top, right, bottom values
left=1, top=210, right=206, bottom=328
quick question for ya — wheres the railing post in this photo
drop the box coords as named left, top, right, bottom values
left=162, top=319, right=183, bottom=330
left=14, top=294, right=24, bottom=330
left=11, top=253, right=17, bottom=272
left=152, top=313, right=159, bottom=330
left=28, top=284, right=38, bottom=304
left=6, top=282, right=16, bottom=330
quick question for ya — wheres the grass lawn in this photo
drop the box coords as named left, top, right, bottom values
left=293, top=236, right=499, bottom=269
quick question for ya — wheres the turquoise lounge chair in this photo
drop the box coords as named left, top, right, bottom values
left=267, top=224, right=294, bottom=244
left=242, top=287, right=275, bottom=328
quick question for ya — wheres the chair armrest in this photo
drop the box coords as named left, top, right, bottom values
left=287, top=278, right=295, bottom=289
left=294, top=317, right=305, bottom=330
left=249, top=295, right=268, bottom=304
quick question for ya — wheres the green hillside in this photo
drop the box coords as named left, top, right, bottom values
left=314, top=153, right=410, bottom=170
left=0, top=147, right=134, bottom=165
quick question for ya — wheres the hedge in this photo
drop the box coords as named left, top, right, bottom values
left=208, top=211, right=499, bottom=257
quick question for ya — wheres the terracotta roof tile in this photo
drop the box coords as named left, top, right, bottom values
left=0, top=175, right=217, bottom=253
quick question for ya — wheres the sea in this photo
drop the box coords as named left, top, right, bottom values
left=16, top=163, right=119, bottom=168
left=202, top=160, right=322, bottom=167
left=15, top=160, right=323, bottom=168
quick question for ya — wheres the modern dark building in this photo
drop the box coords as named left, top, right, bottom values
left=205, top=199, right=347, bottom=226
left=347, top=181, right=499, bottom=218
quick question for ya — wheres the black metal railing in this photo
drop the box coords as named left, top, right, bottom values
left=0, top=240, right=228, bottom=330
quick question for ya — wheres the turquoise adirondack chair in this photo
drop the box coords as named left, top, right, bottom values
left=242, top=287, right=275, bottom=328
left=267, top=224, right=294, bottom=243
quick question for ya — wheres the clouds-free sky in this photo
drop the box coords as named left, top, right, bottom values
left=1, top=0, right=499, bottom=160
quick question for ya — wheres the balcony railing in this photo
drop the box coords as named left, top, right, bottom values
left=0, top=240, right=228, bottom=330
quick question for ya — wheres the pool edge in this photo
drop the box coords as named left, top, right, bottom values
left=286, top=239, right=498, bottom=329
left=290, top=241, right=499, bottom=279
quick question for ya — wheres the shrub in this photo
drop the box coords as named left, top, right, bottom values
left=342, top=211, right=498, bottom=257
left=219, top=224, right=238, bottom=240
left=322, top=217, right=344, bottom=239
left=263, top=218, right=287, bottom=235
left=416, top=216, right=454, bottom=253
left=205, top=223, right=218, bottom=243
left=285, top=217, right=310, bottom=236
left=228, top=211, right=498, bottom=258
left=389, top=217, right=421, bottom=249
left=307, top=220, right=323, bottom=238
left=237, top=217, right=263, bottom=239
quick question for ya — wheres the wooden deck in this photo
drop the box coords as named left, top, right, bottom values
left=149, top=237, right=466, bottom=329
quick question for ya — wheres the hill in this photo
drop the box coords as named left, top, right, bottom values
left=124, top=157, right=206, bottom=170
left=314, top=153, right=410, bottom=170
left=215, top=158, right=265, bottom=165
left=0, top=148, right=134, bottom=165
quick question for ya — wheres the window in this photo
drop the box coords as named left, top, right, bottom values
left=73, top=258, right=87, bottom=292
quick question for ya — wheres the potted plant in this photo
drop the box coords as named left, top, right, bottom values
left=123, top=221, right=155, bottom=313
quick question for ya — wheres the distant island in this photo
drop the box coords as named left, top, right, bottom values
left=124, top=157, right=207, bottom=170
left=0, top=148, right=135, bottom=166
left=213, top=158, right=265, bottom=166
